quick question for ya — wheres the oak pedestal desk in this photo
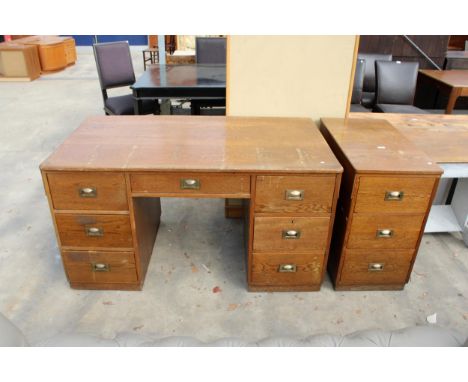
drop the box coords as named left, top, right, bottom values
left=320, top=118, right=442, bottom=291
left=40, top=116, right=342, bottom=292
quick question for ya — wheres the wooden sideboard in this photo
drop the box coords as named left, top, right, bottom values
left=320, top=118, right=442, bottom=290
left=40, top=116, right=342, bottom=291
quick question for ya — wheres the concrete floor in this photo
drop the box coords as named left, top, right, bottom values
left=0, top=47, right=467, bottom=345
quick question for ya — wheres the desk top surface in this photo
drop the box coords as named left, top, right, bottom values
left=40, top=116, right=342, bottom=174
left=131, top=64, right=226, bottom=89
left=349, top=112, right=468, bottom=163
left=320, top=118, right=442, bottom=175
left=419, top=69, right=468, bottom=88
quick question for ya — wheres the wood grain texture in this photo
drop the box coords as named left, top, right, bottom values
left=62, top=251, right=137, bottom=284
left=253, top=216, right=330, bottom=252
left=55, top=214, right=133, bottom=249
left=47, top=172, right=128, bottom=211
left=39, top=116, right=343, bottom=174
left=251, top=252, right=324, bottom=287
left=348, top=113, right=468, bottom=163
left=339, top=249, right=413, bottom=286
left=320, top=118, right=443, bottom=175
left=354, top=176, right=435, bottom=214
left=254, top=175, right=335, bottom=214
left=419, top=69, right=468, bottom=88
left=130, top=172, right=250, bottom=197
left=347, top=214, right=425, bottom=250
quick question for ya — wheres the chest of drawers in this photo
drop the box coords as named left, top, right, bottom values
left=40, top=116, right=342, bottom=291
left=320, top=118, right=442, bottom=290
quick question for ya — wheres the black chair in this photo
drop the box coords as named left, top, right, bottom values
left=93, top=41, right=157, bottom=115
left=191, top=37, right=227, bottom=115
left=373, top=60, right=428, bottom=114
left=357, top=53, right=392, bottom=108
left=350, top=58, right=371, bottom=112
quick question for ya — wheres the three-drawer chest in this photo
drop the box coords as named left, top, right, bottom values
left=40, top=116, right=343, bottom=291
left=320, top=118, right=443, bottom=290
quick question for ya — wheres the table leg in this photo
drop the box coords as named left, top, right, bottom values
left=133, top=97, right=142, bottom=115
left=445, top=88, right=462, bottom=114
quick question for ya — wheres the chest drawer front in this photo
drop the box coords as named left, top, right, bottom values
left=253, top=216, right=330, bottom=252
left=354, top=176, right=435, bottom=214
left=130, top=173, right=250, bottom=197
left=347, top=214, right=425, bottom=250
left=339, top=249, right=413, bottom=285
left=47, top=172, right=128, bottom=211
left=255, top=175, right=336, bottom=214
left=63, top=251, right=137, bottom=284
left=55, top=214, right=133, bottom=249
left=251, top=252, right=324, bottom=286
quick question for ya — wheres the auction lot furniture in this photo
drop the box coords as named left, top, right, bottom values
left=131, top=64, right=225, bottom=115
left=0, top=42, right=41, bottom=81
left=40, top=116, right=342, bottom=291
left=320, top=118, right=442, bottom=291
left=418, top=70, right=468, bottom=114
left=350, top=112, right=468, bottom=246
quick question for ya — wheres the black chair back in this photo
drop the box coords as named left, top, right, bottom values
left=351, top=58, right=366, bottom=104
left=358, top=53, right=392, bottom=93
left=196, top=37, right=226, bottom=64
left=375, top=60, right=419, bottom=105
left=93, top=41, right=135, bottom=92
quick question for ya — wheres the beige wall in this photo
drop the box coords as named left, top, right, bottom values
left=227, top=36, right=357, bottom=121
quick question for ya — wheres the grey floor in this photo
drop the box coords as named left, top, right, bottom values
left=0, top=48, right=467, bottom=345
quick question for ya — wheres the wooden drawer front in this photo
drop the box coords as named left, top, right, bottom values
left=130, top=173, right=250, bottom=197
left=253, top=216, right=330, bottom=252
left=339, top=249, right=413, bottom=285
left=251, top=252, right=324, bottom=286
left=255, top=175, right=336, bottom=214
left=47, top=172, right=128, bottom=211
left=55, top=214, right=133, bottom=249
left=354, top=176, right=435, bottom=214
left=347, top=214, right=425, bottom=250
left=63, top=251, right=137, bottom=284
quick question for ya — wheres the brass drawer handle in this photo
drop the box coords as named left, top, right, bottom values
left=92, top=263, right=110, bottom=272
left=285, top=189, right=304, bottom=201
left=282, top=230, right=301, bottom=239
left=385, top=191, right=404, bottom=201
left=79, top=187, right=97, bottom=198
left=376, top=229, right=393, bottom=238
left=180, top=178, right=200, bottom=190
left=278, top=264, right=297, bottom=273
left=368, top=263, right=384, bottom=272
left=85, top=227, right=104, bottom=237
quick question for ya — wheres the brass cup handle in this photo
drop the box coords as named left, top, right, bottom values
left=368, top=263, right=384, bottom=272
left=376, top=229, right=393, bottom=238
left=79, top=187, right=97, bottom=198
left=85, top=227, right=104, bottom=237
left=278, top=264, right=297, bottom=273
left=282, top=230, right=301, bottom=239
left=92, top=263, right=110, bottom=272
left=385, top=191, right=404, bottom=201
left=180, top=178, right=200, bottom=190
left=285, top=189, right=304, bottom=201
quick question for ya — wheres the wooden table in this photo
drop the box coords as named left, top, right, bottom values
left=40, top=116, right=342, bottom=291
left=350, top=112, right=468, bottom=245
left=418, top=70, right=468, bottom=114
left=131, top=64, right=226, bottom=115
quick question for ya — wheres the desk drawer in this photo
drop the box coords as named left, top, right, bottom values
left=339, top=249, right=413, bottom=285
left=354, top=176, right=435, bottom=214
left=55, top=214, right=133, bottom=249
left=130, top=173, right=250, bottom=197
left=47, top=172, right=128, bottom=211
left=253, top=216, right=330, bottom=252
left=63, top=250, right=137, bottom=284
left=255, top=175, right=336, bottom=214
left=347, top=214, right=424, bottom=250
left=251, top=252, right=324, bottom=286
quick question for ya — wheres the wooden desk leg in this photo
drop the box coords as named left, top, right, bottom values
left=133, top=96, right=142, bottom=115
left=446, top=88, right=462, bottom=114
